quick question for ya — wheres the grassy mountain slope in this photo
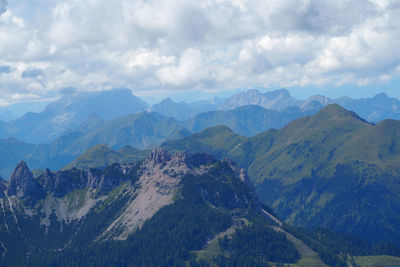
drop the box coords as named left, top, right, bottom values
left=162, top=104, right=400, bottom=244
left=63, top=144, right=149, bottom=170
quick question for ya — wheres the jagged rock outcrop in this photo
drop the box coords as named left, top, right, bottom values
left=2, top=149, right=255, bottom=241
left=38, top=164, right=136, bottom=198
left=219, top=89, right=300, bottom=111
left=86, top=163, right=136, bottom=193
left=7, top=161, right=45, bottom=201
left=38, top=168, right=56, bottom=192
left=0, top=177, right=7, bottom=198
left=149, top=147, right=172, bottom=164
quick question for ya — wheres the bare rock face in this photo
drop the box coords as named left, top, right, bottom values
left=149, top=147, right=171, bottom=164
left=0, top=177, right=7, bottom=198
left=38, top=168, right=56, bottom=192
left=7, top=161, right=45, bottom=201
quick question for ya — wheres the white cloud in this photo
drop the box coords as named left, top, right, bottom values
left=0, top=0, right=399, bottom=103
left=157, top=48, right=210, bottom=87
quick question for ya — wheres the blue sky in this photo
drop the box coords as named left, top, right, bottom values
left=0, top=0, right=400, bottom=105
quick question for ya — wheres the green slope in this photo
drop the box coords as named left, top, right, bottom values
left=162, top=104, right=400, bottom=245
left=63, top=144, right=149, bottom=170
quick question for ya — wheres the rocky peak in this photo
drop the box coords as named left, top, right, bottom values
left=219, top=88, right=298, bottom=111
left=149, top=148, right=171, bottom=164
left=0, top=177, right=7, bottom=198
left=7, top=160, right=45, bottom=200
left=238, top=168, right=253, bottom=188
left=221, top=158, right=253, bottom=187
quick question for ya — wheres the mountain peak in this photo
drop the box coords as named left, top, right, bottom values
left=265, top=88, right=291, bottom=98
left=314, top=104, right=368, bottom=123
left=12, top=160, right=31, bottom=177
left=245, top=89, right=262, bottom=95
left=220, top=88, right=298, bottom=111
left=373, top=92, right=390, bottom=100
left=149, top=147, right=172, bottom=164
left=160, top=97, right=175, bottom=104
left=7, top=161, right=45, bottom=200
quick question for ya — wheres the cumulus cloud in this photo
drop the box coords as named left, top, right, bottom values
left=0, top=0, right=399, bottom=103
left=22, top=69, right=45, bottom=79
left=59, top=86, right=77, bottom=95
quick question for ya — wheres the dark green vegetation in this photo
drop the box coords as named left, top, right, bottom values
left=161, top=104, right=400, bottom=245
left=4, top=150, right=394, bottom=266
left=0, top=151, right=312, bottom=267
left=217, top=224, right=299, bottom=266
left=27, top=166, right=274, bottom=267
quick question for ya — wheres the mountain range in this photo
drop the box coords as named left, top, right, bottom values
left=160, top=105, right=400, bottom=245
left=218, top=89, right=400, bottom=124
left=1, top=88, right=400, bottom=265
left=1, top=149, right=399, bottom=266
left=52, top=104, right=400, bottom=247
left=1, top=88, right=399, bottom=146
left=1, top=87, right=399, bottom=182
left=0, top=89, right=148, bottom=144
left=0, top=104, right=320, bottom=178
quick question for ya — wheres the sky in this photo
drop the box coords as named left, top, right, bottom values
left=0, top=0, right=400, bottom=106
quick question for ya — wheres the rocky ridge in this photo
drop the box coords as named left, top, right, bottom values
left=0, top=148, right=252, bottom=244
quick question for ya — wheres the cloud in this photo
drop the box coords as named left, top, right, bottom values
left=22, top=68, right=45, bottom=79
left=59, top=86, right=77, bottom=95
left=0, top=0, right=399, bottom=102
left=157, top=48, right=211, bottom=88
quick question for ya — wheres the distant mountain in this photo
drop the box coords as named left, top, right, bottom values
left=1, top=88, right=400, bottom=145
left=0, top=111, right=190, bottom=178
left=162, top=105, right=400, bottom=245
left=335, top=92, right=400, bottom=122
left=60, top=111, right=190, bottom=154
left=0, top=89, right=148, bottom=143
left=1, top=150, right=396, bottom=266
left=185, top=105, right=319, bottom=137
left=151, top=97, right=197, bottom=121
left=218, top=89, right=400, bottom=123
left=0, top=101, right=50, bottom=122
left=300, top=95, right=334, bottom=111
left=0, top=104, right=319, bottom=178
left=189, top=96, right=224, bottom=110
left=219, top=89, right=300, bottom=111
left=151, top=97, right=223, bottom=121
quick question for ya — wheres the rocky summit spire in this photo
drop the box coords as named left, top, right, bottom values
left=149, top=148, right=171, bottom=164
left=7, top=161, right=44, bottom=200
